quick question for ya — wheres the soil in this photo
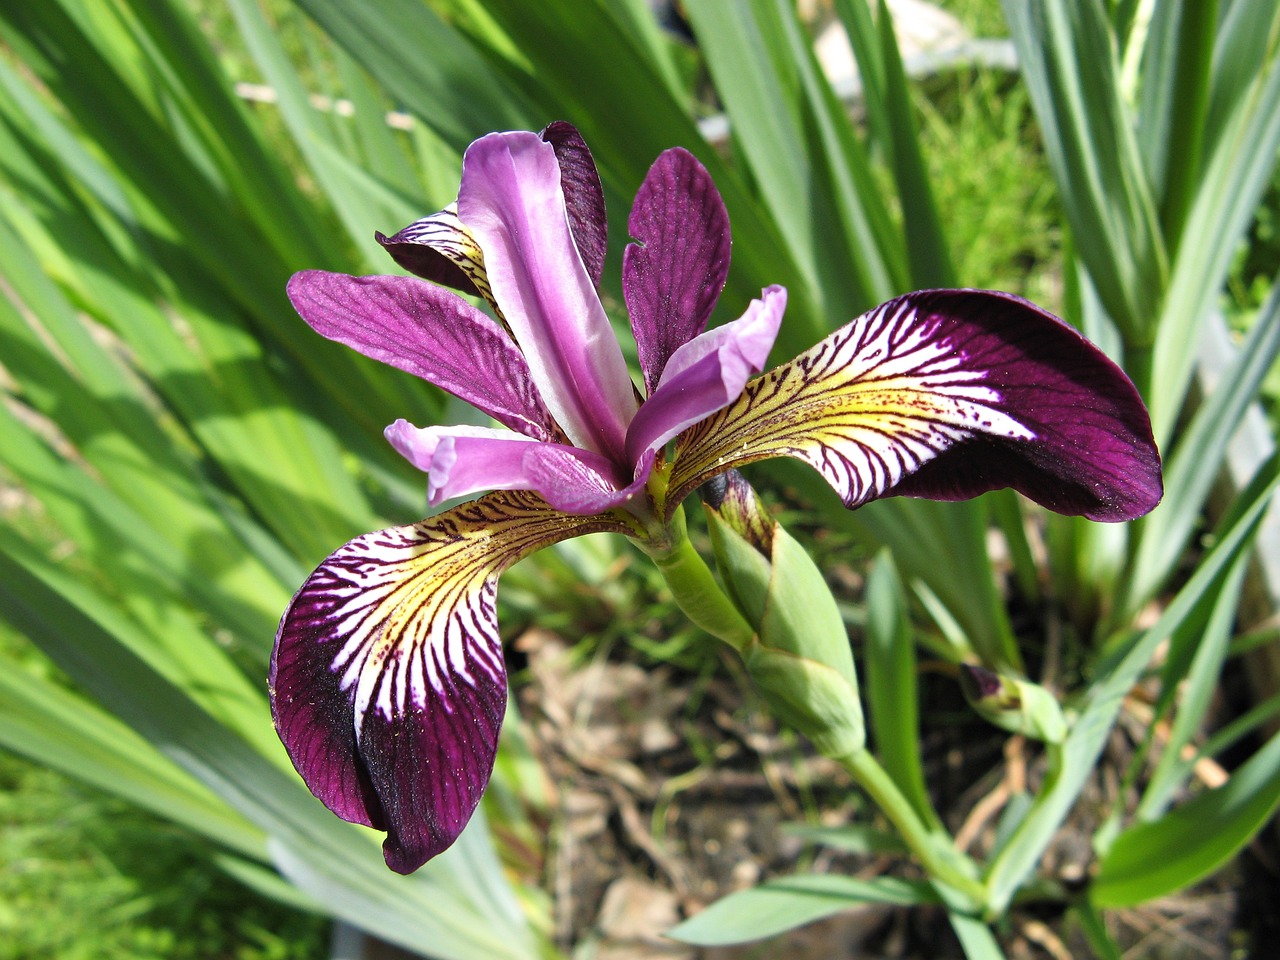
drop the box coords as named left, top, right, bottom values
left=495, top=625, right=1278, bottom=960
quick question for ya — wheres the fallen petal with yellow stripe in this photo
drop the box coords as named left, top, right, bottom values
left=272, top=123, right=1162, bottom=874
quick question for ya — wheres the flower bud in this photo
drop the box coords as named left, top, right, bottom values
left=958, top=664, right=1067, bottom=743
left=703, top=471, right=864, bottom=757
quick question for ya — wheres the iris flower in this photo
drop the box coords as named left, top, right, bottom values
left=272, top=123, right=1161, bottom=873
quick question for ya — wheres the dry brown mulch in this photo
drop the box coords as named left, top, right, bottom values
left=504, top=628, right=1273, bottom=960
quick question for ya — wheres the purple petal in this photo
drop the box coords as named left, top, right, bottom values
left=270, top=491, right=631, bottom=873
left=458, top=132, right=636, bottom=462
left=540, top=122, right=608, bottom=289
left=624, top=147, right=732, bottom=393
left=624, top=286, right=785, bottom=466
left=288, top=271, right=558, bottom=442
left=670, top=290, right=1162, bottom=522
left=375, top=205, right=491, bottom=304
left=385, top=420, right=645, bottom=515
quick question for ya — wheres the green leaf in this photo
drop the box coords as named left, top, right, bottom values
left=1092, top=726, right=1280, bottom=907
left=686, top=0, right=902, bottom=320
left=984, top=454, right=1279, bottom=913
left=1147, top=38, right=1280, bottom=444
left=0, top=664, right=265, bottom=861
left=1121, top=278, right=1280, bottom=620
left=948, top=910, right=1006, bottom=960
left=864, top=550, right=940, bottom=829
left=1135, top=0, right=1218, bottom=248
left=296, top=0, right=527, bottom=149
left=1004, top=0, right=1167, bottom=345
left=1133, top=549, right=1247, bottom=820
left=667, top=874, right=938, bottom=946
left=841, top=0, right=954, bottom=287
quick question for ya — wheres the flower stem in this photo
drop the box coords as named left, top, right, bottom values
left=837, top=747, right=988, bottom=911
left=639, top=507, right=756, bottom=650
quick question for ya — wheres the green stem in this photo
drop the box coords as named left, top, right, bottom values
left=639, top=507, right=756, bottom=649
left=838, top=747, right=988, bottom=911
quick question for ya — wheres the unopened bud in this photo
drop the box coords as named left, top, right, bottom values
left=959, top=665, right=1067, bottom=743
left=704, top=472, right=864, bottom=757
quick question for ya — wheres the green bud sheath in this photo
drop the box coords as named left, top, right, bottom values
left=743, top=642, right=865, bottom=757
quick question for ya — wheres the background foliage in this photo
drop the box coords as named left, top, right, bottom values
left=1, top=0, right=1278, bottom=956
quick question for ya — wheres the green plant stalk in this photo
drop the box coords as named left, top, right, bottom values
left=649, top=515, right=986, bottom=909
left=640, top=508, right=756, bottom=650
left=838, top=747, right=987, bottom=912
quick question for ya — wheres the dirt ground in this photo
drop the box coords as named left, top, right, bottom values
left=500, top=627, right=1275, bottom=960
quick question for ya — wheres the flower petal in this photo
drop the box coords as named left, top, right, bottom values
left=270, top=491, right=630, bottom=873
left=458, top=132, right=637, bottom=461
left=288, top=271, right=558, bottom=441
left=670, top=290, right=1162, bottom=521
left=624, top=148, right=732, bottom=393
left=540, top=121, right=608, bottom=289
left=385, top=420, right=645, bottom=515
left=624, top=286, right=785, bottom=466
left=375, top=204, right=493, bottom=305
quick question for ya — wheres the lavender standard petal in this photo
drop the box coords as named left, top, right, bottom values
left=624, top=148, right=732, bottom=393
left=458, top=132, right=637, bottom=461
left=288, top=271, right=558, bottom=441
left=624, top=286, right=785, bottom=466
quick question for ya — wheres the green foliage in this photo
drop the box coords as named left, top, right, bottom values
left=0, top=753, right=326, bottom=960
left=1, top=0, right=1278, bottom=956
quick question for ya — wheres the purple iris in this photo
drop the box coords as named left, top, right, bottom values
left=271, top=123, right=1161, bottom=874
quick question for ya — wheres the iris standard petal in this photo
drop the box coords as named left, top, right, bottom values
left=385, top=420, right=641, bottom=515
left=376, top=121, right=605, bottom=303
left=288, top=271, right=558, bottom=442
left=540, top=121, right=608, bottom=289
left=270, top=491, right=631, bottom=873
left=669, top=290, right=1162, bottom=521
left=624, top=286, right=786, bottom=466
left=458, top=132, right=637, bottom=461
left=624, top=147, right=732, bottom=394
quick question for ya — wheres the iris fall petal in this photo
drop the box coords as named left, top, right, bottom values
left=270, top=491, right=630, bottom=873
left=670, top=290, right=1161, bottom=520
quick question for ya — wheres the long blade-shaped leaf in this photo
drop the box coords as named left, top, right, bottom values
left=984, top=454, right=1279, bottom=912
left=1004, top=0, right=1167, bottom=346
left=1122, top=276, right=1280, bottom=617
left=864, top=551, right=940, bottom=829
left=1092, top=726, right=1280, bottom=907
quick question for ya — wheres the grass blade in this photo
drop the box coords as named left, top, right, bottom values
left=864, top=550, right=940, bottom=828
left=1092, top=726, right=1280, bottom=907
left=984, top=454, right=1279, bottom=913
left=667, top=874, right=938, bottom=946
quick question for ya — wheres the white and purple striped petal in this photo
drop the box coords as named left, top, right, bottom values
left=270, top=491, right=631, bottom=874
left=288, top=271, right=558, bottom=441
left=624, top=148, right=732, bottom=394
left=458, top=132, right=637, bottom=461
left=374, top=204, right=491, bottom=303
left=670, top=290, right=1162, bottom=521
left=624, top=286, right=785, bottom=466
